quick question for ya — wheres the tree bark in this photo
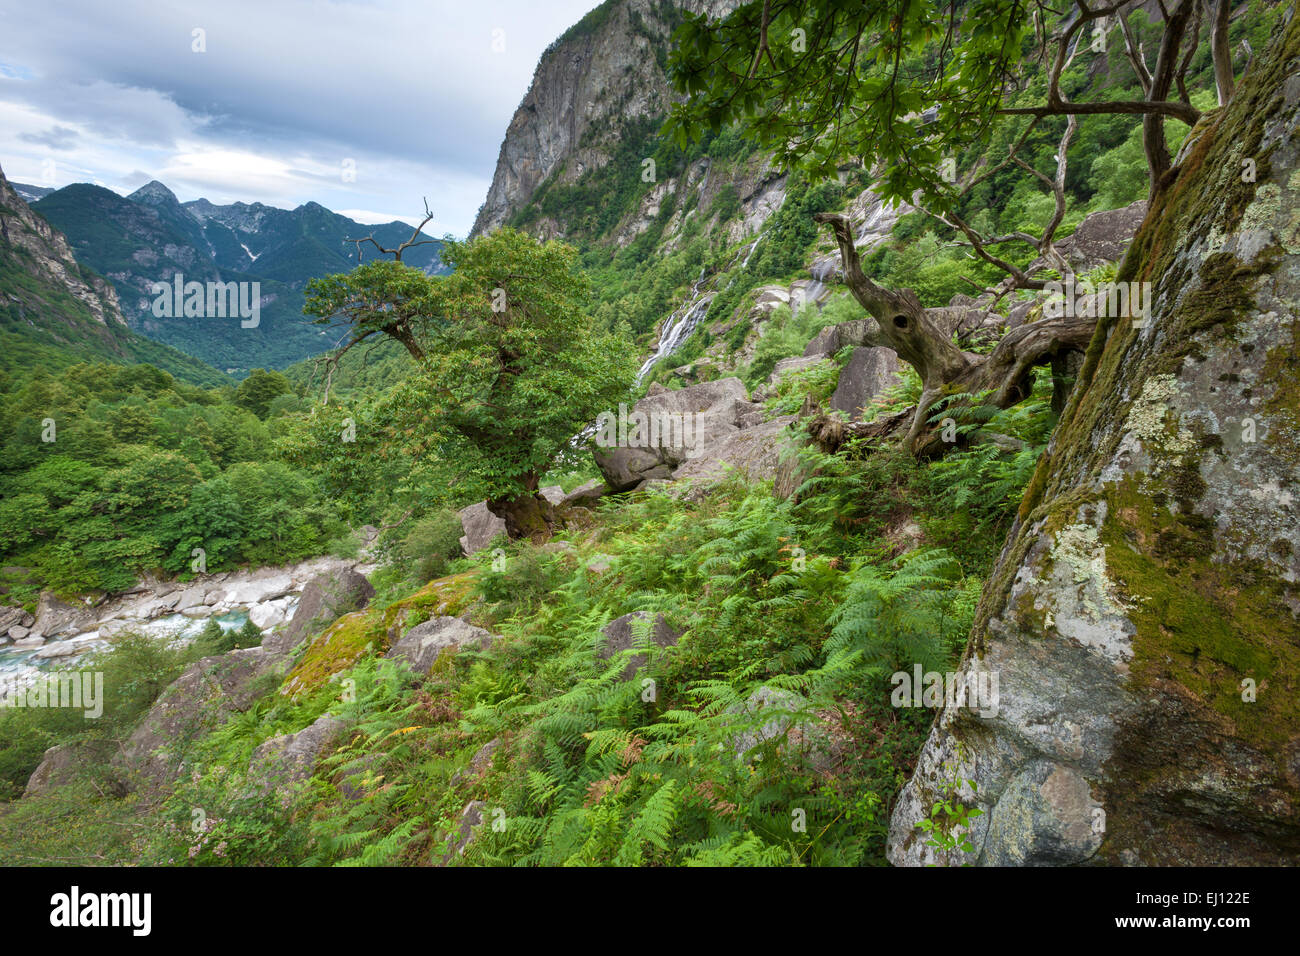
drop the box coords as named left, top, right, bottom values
left=1141, top=0, right=1195, bottom=192
left=1209, top=0, right=1235, bottom=106
left=486, top=487, right=557, bottom=543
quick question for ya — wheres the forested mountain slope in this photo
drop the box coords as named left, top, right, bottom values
left=33, top=180, right=448, bottom=373
left=0, top=164, right=228, bottom=386
left=0, top=0, right=1294, bottom=870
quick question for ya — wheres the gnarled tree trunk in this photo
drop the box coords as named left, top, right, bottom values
left=813, top=212, right=1096, bottom=454
left=486, top=479, right=557, bottom=544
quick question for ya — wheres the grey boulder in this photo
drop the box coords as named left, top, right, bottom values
left=458, top=500, right=507, bottom=556
left=118, top=645, right=288, bottom=793
left=598, top=611, right=681, bottom=681
left=385, top=616, right=495, bottom=675
left=249, top=713, right=347, bottom=794
left=266, top=567, right=374, bottom=655
left=830, top=346, right=904, bottom=420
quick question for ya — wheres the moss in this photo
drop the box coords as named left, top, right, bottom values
left=980, top=13, right=1300, bottom=719
left=389, top=570, right=481, bottom=621
left=1172, top=251, right=1282, bottom=354
left=280, top=610, right=381, bottom=698
left=1167, top=464, right=1208, bottom=511
left=280, top=570, right=482, bottom=696
left=1257, top=316, right=1300, bottom=463
left=1101, top=475, right=1300, bottom=754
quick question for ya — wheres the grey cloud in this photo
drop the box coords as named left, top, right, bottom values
left=0, top=0, right=601, bottom=234
left=18, top=124, right=78, bottom=149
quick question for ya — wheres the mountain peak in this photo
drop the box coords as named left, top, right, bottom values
left=128, top=180, right=180, bottom=206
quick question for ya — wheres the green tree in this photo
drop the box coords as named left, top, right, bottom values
left=664, top=0, right=1236, bottom=453
left=234, top=368, right=292, bottom=420
left=306, top=228, right=636, bottom=539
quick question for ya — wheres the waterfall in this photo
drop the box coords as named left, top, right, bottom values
left=634, top=273, right=715, bottom=383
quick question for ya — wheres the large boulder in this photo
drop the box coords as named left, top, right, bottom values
left=385, top=616, right=495, bottom=675
left=118, top=645, right=287, bottom=793
left=24, top=740, right=117, bottom=797
left=593, top=378, right=763, bottom=491
left=223, top=570, right=295, bottom=607
left=29, top=591, right=94, bottom=640
left=728, top=686, right=839, bottom=775
left=266, top=567, right=374, bottom=655
left=34, top=640, right=77, bottom=659
left=249, top=713, right=346, bottom=795
left=889, top=29, right=1300, bottom=867
left=0, top=605, right=25, bottom=634
left=458, top=501, right=507, bottom=556
left=1052, top=200, right=1148, bottom=272
left=803, top=318, right=875, bottom=358
left=173, top=586, right=208, bottom=613
left=598, top=611, right=681, bottom=681
left=559, top=478, right=613, bottom=509
left=248, top=597, right=291, bottom=631
left=671, top=416, right=796, bottom=491
left=829, top=346, right=904, bottom=420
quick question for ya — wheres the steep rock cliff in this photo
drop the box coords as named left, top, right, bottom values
left=0, top=164, right=125, bottom=330
left=471, top=0, right=738, bottom=236
left=0, top=163, right=226, bottom=384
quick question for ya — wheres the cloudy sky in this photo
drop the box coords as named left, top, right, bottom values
left=0, top=0, right=602, bottom=236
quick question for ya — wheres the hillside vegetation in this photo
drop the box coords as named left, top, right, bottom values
left=0, top=0, right=1293, bottom=868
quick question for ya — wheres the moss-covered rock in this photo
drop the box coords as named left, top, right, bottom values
left=889, top=14, right=1300, bottom=866
left=279, top=570, right=481, bottom=697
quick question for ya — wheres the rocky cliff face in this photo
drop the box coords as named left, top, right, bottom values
left=889, top=15, right=1300, bottom=866
left=468, top=0, right=921, bottom=390
left=471, top=0, right=738, bottom=237
left=0, top=163, right=126, bottom=329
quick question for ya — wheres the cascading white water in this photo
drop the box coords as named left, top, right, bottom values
left=0, top=606, right=261, bottom=702
left=633, top=234, right=773, bottom=383
left=634, top=272, right=715, bottom=383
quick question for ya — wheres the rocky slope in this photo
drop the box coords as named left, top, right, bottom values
left=1, top=169, right=124, bottom=330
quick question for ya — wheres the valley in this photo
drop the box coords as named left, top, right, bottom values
left=0, top=0, right=1295, bottom=873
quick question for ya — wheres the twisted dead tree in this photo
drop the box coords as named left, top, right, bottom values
left=305, top=200, right=441, bottom=401
left=785, top=0, right=1242, bottom=455
left=666, top=0, right=1241, bottom=457
left=811, top=211, right=1098, bottom=455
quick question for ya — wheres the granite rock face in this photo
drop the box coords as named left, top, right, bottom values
left=889, top=22, right=1300, bottom=866
left=593, top=377, right=787, bottom=492
left=0, top=163, right=126, bottom=328
left=458, top=500, right=508, bottom=556
left=267, top=567, right=374, bottom=655
left=470, top=0, right=740, bottom=236
left=829, top=347, right=904, bottom=421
